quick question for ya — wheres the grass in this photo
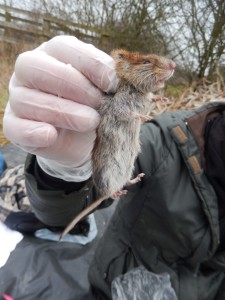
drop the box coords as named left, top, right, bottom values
left=164, top=84, right=187, bottom=99
left=0, top=42, right=35, bottom=146
left=0, top=57, right=14, bottom=146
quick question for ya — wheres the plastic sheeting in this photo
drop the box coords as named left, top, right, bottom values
left=112, top=265, right=177, bottom=300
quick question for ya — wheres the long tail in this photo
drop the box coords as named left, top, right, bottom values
left=59, top=195, right=106, bottom=240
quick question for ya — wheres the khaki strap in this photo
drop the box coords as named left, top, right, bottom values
left=172, top=126, right=188, bottom=144
left=188, top=155, right=201, bottom=174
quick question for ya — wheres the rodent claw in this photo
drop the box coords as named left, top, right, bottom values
left=152, top=97, right=169, bottom=103
left=111, top=190, right=128, bottom=199
left=127, top=173, right=145, bottom=185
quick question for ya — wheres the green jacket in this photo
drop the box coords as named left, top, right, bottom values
left=25, top=102, right=225, bottom=300
left=89, top=101, right=225, bottom=300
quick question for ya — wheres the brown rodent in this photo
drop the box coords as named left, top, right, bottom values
left=60, top=49, right=175, bottom=239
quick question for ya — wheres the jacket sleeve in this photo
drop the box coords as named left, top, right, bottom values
left=24, top=154, right=113, bottom=227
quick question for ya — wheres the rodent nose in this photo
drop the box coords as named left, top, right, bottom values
left=169, top=62, right=176, bottom=70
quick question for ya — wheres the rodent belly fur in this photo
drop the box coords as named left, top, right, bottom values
left=92, top=83, right=149, bottom=197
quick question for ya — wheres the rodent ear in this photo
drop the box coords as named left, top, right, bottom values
left=111, top=49, right=128, bottom=60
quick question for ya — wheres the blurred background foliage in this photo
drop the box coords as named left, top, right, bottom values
left=0, top=0, right=224, bottom=145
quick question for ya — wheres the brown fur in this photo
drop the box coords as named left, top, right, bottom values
left=111, top=49, right=175, bottom=93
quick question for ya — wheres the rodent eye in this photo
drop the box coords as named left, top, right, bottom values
left=118, top=53, right=126, bottom=59
left=143, top=60, right=150, bottom=64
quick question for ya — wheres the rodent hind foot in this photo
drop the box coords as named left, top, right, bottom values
left=127, top=173, right=145, bottom=186
left=111, top=190, right=128, bottom=199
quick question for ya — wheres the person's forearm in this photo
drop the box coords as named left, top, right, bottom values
left=24, top=154, right=113, bottom=227
left=24, top=154, right=93, bottom=227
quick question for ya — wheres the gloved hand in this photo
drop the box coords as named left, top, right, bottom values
left=3, top=36, right=119, bottom=181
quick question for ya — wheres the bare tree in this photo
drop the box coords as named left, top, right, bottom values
left=97, top=0, right=170, bottom=54
left=7, top=0, right=224, bottom=79
left=33, top=0, right=169, bottom=54
left=166, top=0, right=225, bottom=78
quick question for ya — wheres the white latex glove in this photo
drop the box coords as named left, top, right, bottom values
left=3, top=36, right=119, bottom=181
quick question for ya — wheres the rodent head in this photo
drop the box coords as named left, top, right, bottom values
left=111, top=49, right=175, bottom=93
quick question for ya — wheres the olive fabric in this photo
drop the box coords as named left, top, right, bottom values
left=88, top=102, right=225, bottom=299
left=0, top=235, right=97, bottom=300
left=8, top=101, right=225, bottom=300
left=25, top=155, right=113, bottom=228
